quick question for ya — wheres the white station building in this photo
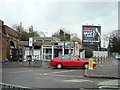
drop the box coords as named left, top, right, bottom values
left=18, top=37, right=85, bottom=61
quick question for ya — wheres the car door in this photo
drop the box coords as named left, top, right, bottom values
left=69, top=56, right=83, bottom=66
left=60, top=56, right=72, bottom=66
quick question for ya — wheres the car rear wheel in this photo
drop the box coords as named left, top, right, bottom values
left=84, top=63, right=89, bottom=69
left=56, top=63, right=62, bottom=69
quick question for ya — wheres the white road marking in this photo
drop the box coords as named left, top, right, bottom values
left=2, top=70, right=31, bottom=73
left=34, top=73, right=83, bottom=78
left=34, top=73, right=48, bottom=75
left=33, top=70, right=83, bottom=78
left=99, top=65, right=104, bottom=67
left=52, top=74, right=83, bottom=78
left=13, top=70, right=33, bottom=73
left=49, top=70, right=80, bottom=74
left=34, top=70, right=80, bottom=75
left=98, top=80, right=119, bottom=86
left=55, top=79, right=93, bottom=83
left=3, top=69, right=82, bottom=77
left=99, top=86, right=119, bottom=89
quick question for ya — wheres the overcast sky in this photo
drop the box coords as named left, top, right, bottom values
left=0, top=0, right=118, bottom=41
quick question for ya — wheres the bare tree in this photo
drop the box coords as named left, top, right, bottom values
left=70, top=33, right=81, bottom=44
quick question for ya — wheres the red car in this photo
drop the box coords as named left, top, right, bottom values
left=50, top=55, right=96, bottom=69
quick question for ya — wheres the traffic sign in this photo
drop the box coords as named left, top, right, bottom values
left=29, top=38, right=33, bottom=46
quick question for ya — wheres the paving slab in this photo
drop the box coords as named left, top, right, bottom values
left=85, top=60, right=120, bottom=79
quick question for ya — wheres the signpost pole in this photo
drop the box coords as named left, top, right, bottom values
left=29, top=38, right=33, bottom=66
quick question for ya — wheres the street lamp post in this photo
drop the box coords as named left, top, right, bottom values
left=98, top=36, right=100, bottom=63
left=95, top=27, right=101, bottom=63
left=98, top=42, right=99, bottom=62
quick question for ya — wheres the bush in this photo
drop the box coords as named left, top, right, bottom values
left=85, top=48, right=93, bottom=58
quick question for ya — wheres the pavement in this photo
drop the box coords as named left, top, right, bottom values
left=85, top=59, right=120, bottom=79
left=2, top=60, right=50, bottom=68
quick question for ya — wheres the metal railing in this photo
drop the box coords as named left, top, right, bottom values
left=0, top=82, right=32, bottom=90
left=93, top=56, right=114, bottom=64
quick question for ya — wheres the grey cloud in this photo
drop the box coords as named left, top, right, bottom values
left=0, top=1, right=118, bottom=38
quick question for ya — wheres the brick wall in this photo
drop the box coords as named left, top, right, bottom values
left=1, top=20, right=19, bottom=61
left=0, top=20, right=3, bottom=62
left=0, top=25, right=2, bottom=62
left=4, top=25, right=19, bottom=38
left=0, top=20, right=4, bottom=26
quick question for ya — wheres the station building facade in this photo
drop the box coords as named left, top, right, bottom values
left=18, top=37, right=84, bottom=61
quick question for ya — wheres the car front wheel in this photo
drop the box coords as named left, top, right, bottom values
left=56, top=63, right=62, bottom=69
left=84, top=63, right=89, bottom=69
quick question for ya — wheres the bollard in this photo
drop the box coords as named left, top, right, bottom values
left=26, top=55, right=32, bottom=66
left=13, top=87, right=15, bottom=90
left=2, top=58, right=9, bottom=64
left=104, top=56, right=105, bottom=61
left=98, top=56, right=99, bottom=63
left=18, top=58, right=24, bottom=65
left=8, top=85, right=10, bottom=89
left=94, top=56, right=96, bottom=62
left=89, top=58, right=93, bottom=69
left=101, top=56, right=102, bottom=64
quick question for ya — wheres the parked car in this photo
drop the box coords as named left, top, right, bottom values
left=115, top=55, right=120, bottom=60
left=50, top=55, right=97, bottom=69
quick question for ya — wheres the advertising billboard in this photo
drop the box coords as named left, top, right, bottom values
left=82, top=25, right=101, bottom=42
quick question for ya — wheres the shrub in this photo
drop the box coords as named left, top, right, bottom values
left=85, top=48, right=93, bottom=58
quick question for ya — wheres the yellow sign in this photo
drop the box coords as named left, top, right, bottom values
left=89, top=58, right=93, bottom=69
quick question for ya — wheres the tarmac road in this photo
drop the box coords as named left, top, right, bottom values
left=1, top=59, right=120, bottom=90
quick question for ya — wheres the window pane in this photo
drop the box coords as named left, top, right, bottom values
left=36, top=40, right=43, bottom=42
left=70, top=56, right=77, bottom=60
left=61, top=56, right=69, bottom=60
left=44, top=40, right=51, bottom=42
left=58, top=57, right=62, bottom=59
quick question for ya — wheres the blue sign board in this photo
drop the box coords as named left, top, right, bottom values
left=29, top=38, right=33, bottom=46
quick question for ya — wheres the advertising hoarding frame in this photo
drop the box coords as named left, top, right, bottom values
left=82, top=25, right=101, bottom=43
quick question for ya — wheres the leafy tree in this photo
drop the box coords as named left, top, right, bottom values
left=20, top=30, right=28, bottom=41
left=13, top=23, right=40, bottom=41
left=52, top=29, right=81, bottom=43
left=85, top=48, right=93, bottom=58
left=52, top=29, right=70, bottom=41
left=108, top=30, right=120, bottom=54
